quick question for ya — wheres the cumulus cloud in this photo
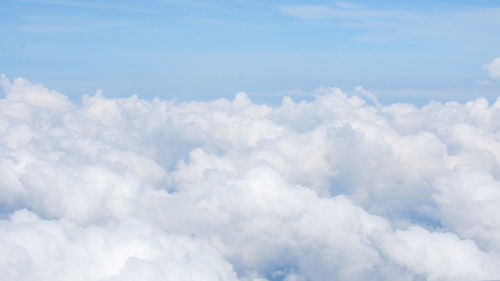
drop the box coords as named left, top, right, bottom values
left=484, top=57, right=500, bottom=79
left=0, top=210, right=239, bottom=281
left=1, top=76, right=500, bottom=280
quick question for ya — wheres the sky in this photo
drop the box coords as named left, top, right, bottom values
left=1, top=0, right=500, bottom=104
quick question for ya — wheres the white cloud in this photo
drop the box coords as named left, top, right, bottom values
left=0, top=74, right=72, bottom=111
left=433, top=167, right=500, bottom=250
left=484, top=57, right=500, bottom=79
left=376, top=226, right=500, bottom=280
left=0, top=210, right=239, bottom=281
left=1, top=75, right=500, bottom=280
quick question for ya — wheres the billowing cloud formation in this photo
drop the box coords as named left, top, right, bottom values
left=484, top=57, right=500, bottom=79
left=1, top=210, right=238, bottom=281
left=1, top=75, right=500, bottom=281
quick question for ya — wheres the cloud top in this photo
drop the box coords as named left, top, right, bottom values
left=1, top=76, right=500, bottom=280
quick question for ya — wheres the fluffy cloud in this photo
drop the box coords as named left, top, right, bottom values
left=1, top=76, right=500, bottom=280
left=484, top=57, right=500, bottom=79
left=0, top=210, right=239, bottom=281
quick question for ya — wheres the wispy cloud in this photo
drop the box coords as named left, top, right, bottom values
left=335, top=1, right=362, bottom=10
left=13, top=14, right=135, bottom=34
left=279, top=5, right=419, bottom=21
left=18, top=0, right=211, bottom=11
left=279, top=4, right=500, bottom=42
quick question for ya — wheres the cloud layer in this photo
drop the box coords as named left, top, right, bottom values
left=1, top=75, right=500, bottom=280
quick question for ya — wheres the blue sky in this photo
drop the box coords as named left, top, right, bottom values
left=1, top=0, right=500, bottom=104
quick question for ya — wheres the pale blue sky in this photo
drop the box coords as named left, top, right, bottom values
left=1, top=0, right=500, bottom=104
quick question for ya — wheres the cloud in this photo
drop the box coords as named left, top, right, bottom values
left=1, top=75, right=500, bottom=280
left=433, top=167, right=500, bottom=250
left=0, top=210, right=239, bottom=281
left=279, top=5, right=339, bottom=20
left=0, top=74, right=72, bottom=111
left=484, top=57, right=500, bottom=79
left=279, top=4, right=419, bottom=22
left=279, top=5, right=500, bottom=45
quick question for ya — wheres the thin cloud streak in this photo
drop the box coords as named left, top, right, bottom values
left=279, top=4, right=500, bottom=42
